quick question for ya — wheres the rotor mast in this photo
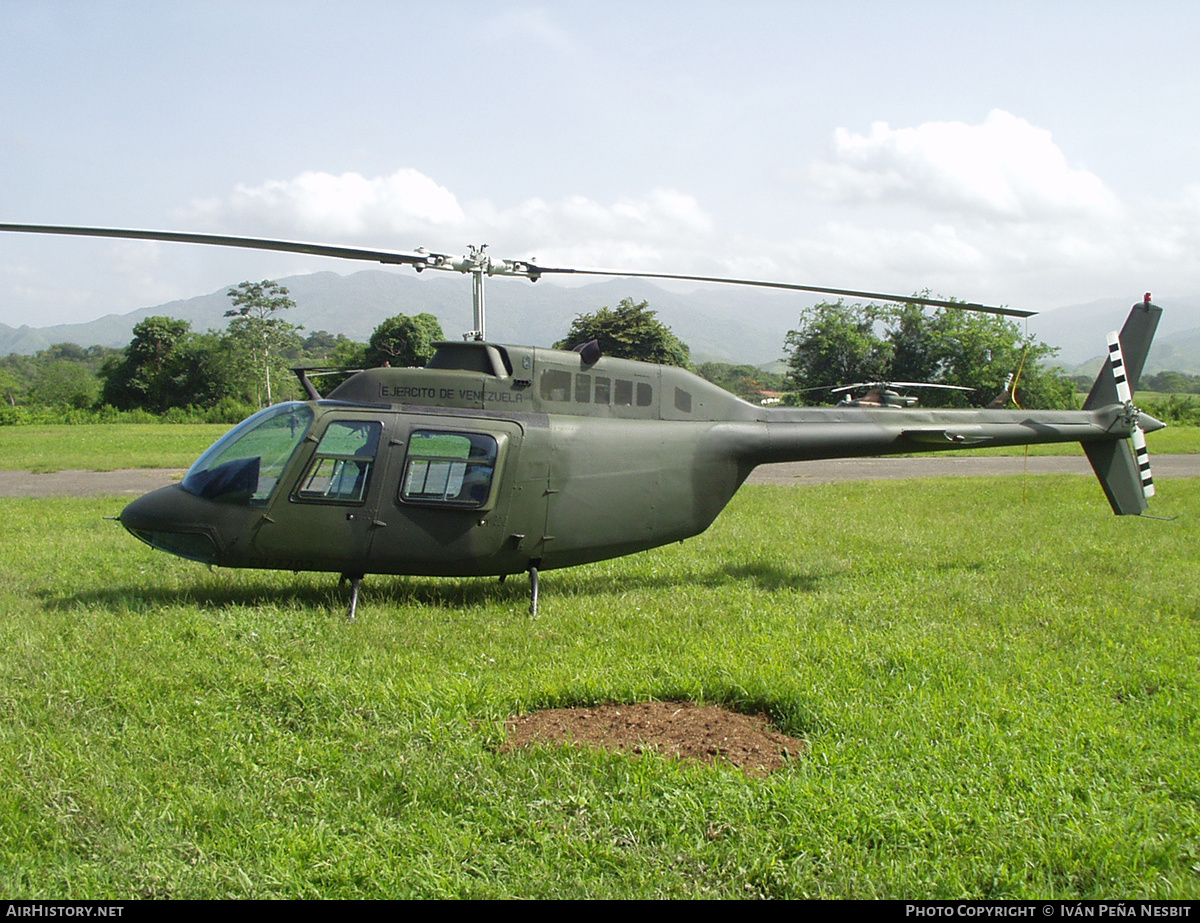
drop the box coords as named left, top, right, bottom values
left=413, top=243, right=544, bottom=341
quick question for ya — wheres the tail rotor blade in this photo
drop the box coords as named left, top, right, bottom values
left=1131, top=424, right=1155, bottom=498
left=1106, top=328, right=1155, bottom=499
left=1106, top=331, right=1132, bottom=404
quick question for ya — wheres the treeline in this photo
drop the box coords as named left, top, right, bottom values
left=0, top=322, right=356, bottom=426
left=4, top=286, right=1198, bottom=425
left=782, top=300, right=1076, bottom=409
left=0, top=278, right=446, bottom=425
left=694, top=363, right=786, bottom=401
left=780, top=300, right=1200, bottom=423
left=1141, top=371, right=1200, bottom=394
left=1065, top=370, right=1200, bottom=424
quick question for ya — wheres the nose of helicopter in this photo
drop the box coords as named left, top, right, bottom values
left=119, top=484, right=222, bottom=564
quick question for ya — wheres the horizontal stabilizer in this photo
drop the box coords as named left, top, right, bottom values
left=903, top=429, right=993, bottom=446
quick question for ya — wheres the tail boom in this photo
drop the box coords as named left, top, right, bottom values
left=730, top=299, right=1163, bottom=515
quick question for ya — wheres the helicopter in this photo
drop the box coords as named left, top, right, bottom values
left=830, top=381, right=975, bottom=408
left=0, top=223, right=1165, bottom=618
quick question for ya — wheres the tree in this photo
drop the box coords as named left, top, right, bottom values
left=1144, top=371, right=1200, bottom=395
left=783, top=300, right=1076, bottom=409
left=783, top=301, right=891, bottom=398
left=0, top=367, right=25, bottom=407
left=301, top=329, right=340, bottom=353
left=329, top=334, right=367, bottom=369
left=224, top=280, right=300, bottom=406
left=0, top=343, right=118, bottom=410
left=696, top=362, right=786, bottom=401
left=926, top=310, right=1075, bottom=408
left=28, top=360, right=99, bottom=409
left=364, top=313, right=444, bottom=368
left=554, top=298, right=691, bottom=368
left=182, top=331, right=249, bottom=409
left=884, top=302, right=941, bottom=383
left=100, top=316, right=195, bottom=412
left=98, top=318, right=251, bottom=413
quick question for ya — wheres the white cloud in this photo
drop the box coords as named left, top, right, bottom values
left=133, top=148, right=1200, bottom=319
left=810, top=110, right=1122, bottom=223
left=185, top=168, right=715, bottom=269
left=188, top=169, right=466, bottom=236
left=770, top=111, right=1200, bottom=309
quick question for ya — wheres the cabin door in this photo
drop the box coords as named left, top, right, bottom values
left=365, top=418, right=528, bottom=576
left=252, top=414, right=392, bottom=572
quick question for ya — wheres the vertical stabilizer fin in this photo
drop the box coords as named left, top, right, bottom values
left=1084, top=297, right=1162, bottom=411
left=1081, top=296, right=1162, bottom=515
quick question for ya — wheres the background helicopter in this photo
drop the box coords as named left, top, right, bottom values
left=0, top=223, right=1165, bottom=618
left=829, top=381, right=975, bottom=408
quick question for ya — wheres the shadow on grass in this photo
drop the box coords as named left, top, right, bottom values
left=43, top=556, right=837, bottom=613
left=709, top=560, right=829, bottom=592
left=41, top=576, right=519, bottom=614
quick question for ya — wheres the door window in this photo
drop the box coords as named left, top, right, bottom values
left=399, top=430, right=498, bottom=508
left=295, top=421, right=382, bottom=503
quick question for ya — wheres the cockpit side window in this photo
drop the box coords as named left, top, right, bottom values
left=181, top=402, right=313, bottom=504
left=295, top=421, right=382, bottom=503
left=399, top=430, right=499, bottom=508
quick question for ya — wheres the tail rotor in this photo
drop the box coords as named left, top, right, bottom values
left=1106, top=330, right=1155, bottom=499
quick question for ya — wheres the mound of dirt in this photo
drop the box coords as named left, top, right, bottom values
left=502, top=701, right=806, bottom=776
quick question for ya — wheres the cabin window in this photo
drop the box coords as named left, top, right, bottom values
left=574, top=374, right=591, bottom=403
left=296, top=421, right=382, bottom=503
left=675, top=387, right=692, bottom=413
left=400, top=431, right=498, bottom=508
left=182, top=402, right=313, bottom=504
left=614, top=379, right=633, bottom=406
left=637, top=382, right=653, bottom=407
left=540, top=369, right=571, bottom=401
left=594, top=376, right=610, bottom=404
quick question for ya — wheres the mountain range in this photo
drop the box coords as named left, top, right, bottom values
left=3, top=271, right=1198, bottom=375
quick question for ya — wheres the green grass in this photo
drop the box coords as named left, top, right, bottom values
left=1, top=422, right=1197, bottom=474
left=1, top=478, right=1198, bottom=898
left=0, top=423, right=229, bottom=472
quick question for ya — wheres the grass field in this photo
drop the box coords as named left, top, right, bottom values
left=0, top=422, right=1197, bottom=473
left=0, top=424, right=228, bottom=472
left=1, top=477, right=1197, bottom=898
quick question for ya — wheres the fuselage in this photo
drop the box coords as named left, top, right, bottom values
left=119, top=338, right=1151, bottom=577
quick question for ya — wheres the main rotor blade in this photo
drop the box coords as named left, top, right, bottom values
left=527, top=265, right=1035, bottom=317
left=0, top=223, right=440, bottom=268
left=887, top=381, right=975, bottom=391
left=0, top=223, right=1034, bottom=317
left=830, top=381, right=972, bottom=394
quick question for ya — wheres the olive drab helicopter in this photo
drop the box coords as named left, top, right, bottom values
left=831, top=381, right=974, bottom=408
left=0, top=223, right=1166, bottom=618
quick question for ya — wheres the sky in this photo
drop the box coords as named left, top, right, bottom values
left=2, top=0, right=1199, bottom=329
